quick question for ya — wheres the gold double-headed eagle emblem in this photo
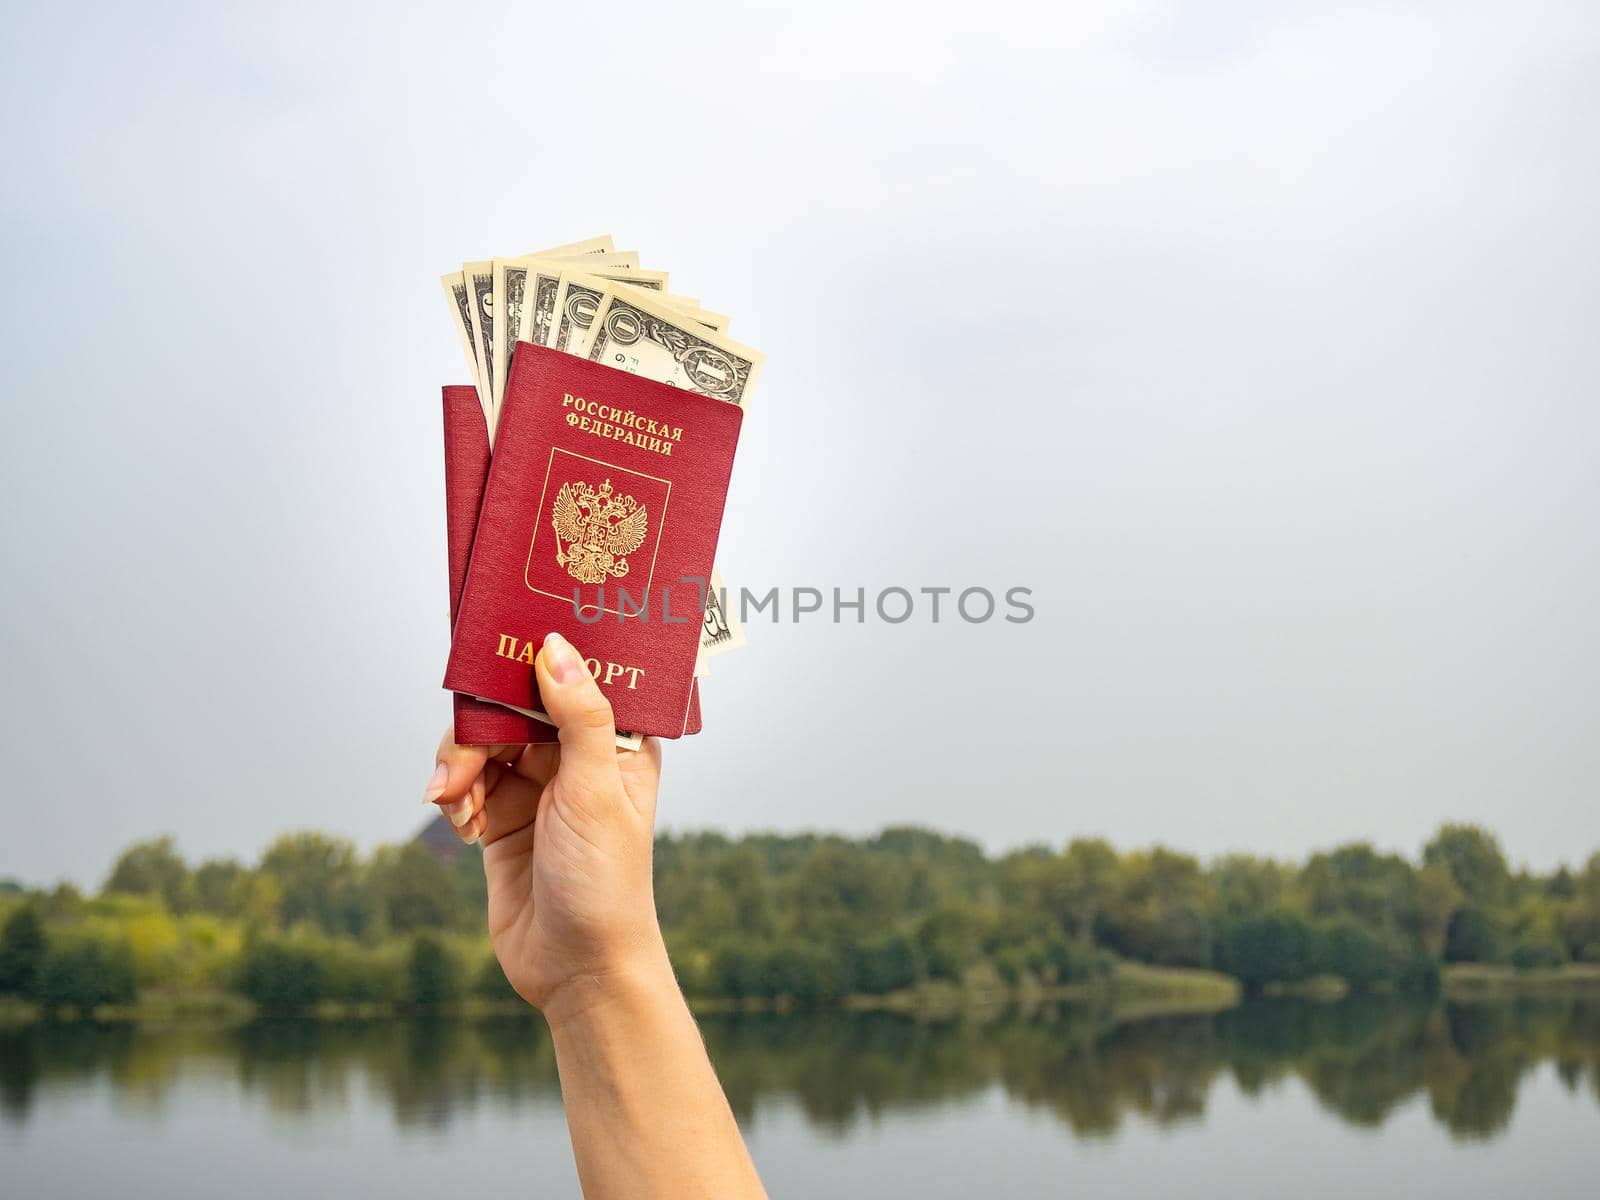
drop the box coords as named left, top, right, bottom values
left=550, top=478, right=650, bottom=585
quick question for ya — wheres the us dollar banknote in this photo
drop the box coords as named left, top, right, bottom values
left=440, top=271, right=490, bottom=426
left=492, top=258, right=529, bottom=403
left=527, top=262, right=565, bottom=349
left=463, top=260, right=495, bottom=410
left=521, top=234, right=615, bottom=258
left=585, top=286, right=764, bottom=408
left=550, top=271, right=613, bottom=356
left=696, top=568, right=747, bottom=672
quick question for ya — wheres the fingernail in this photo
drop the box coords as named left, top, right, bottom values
left=543, top=632, right=584, bottom=685
left=421, top=762, right=449, bottom=804
left=445, top=798, right=474, bottom=828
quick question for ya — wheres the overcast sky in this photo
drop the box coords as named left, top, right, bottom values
left=1, top=0, right=1596, bottom=887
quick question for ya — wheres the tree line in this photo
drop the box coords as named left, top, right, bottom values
left=1, top=822, right=1597, bottom=1012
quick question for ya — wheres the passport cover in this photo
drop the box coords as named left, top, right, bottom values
left=444, top=343, right=735, bottom=738
left=442, top=386, right=702, bottom=743
left=443, top=385, right=557, bottom=746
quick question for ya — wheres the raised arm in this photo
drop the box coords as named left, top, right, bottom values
left=426, top=632, right=766, bottom=1200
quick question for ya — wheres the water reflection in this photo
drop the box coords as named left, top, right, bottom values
left=2, top=997, right=1596, bottom=1143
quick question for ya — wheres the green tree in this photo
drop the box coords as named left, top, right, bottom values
left=837, top=932, right=919, bottom=994
left=235, top=934, right=329, bottom=1009
left=1444, top=905, right=1505, bottom=963
left=35, top=939, right=137, bottom=1010
left=230, top=871, right=282, bottom=930
left=258, top=833, right=371, bottom=936
left=1316, top=919, right=1388, bottom=988
left=1101, top=848, right=1212, bottom=967
left=708, top=939, right=765, bottom=999
left=757, top=940, right=833, bottom=1004
left=1562, top=899, right=1600, bottom=962
left=1214, top=911, right=1317, bottom=991
left=1003, top=838, right=1122, bottom=942
left=1423, top=824, right=1510, bottom=908
left=192, top=858, right=248, bottom=916
left=869, top=826, right=989, bottom=915
left=787, top=841, right=895, bottom=945
left=1036, top=934, right=1111, bottom=985
left=369, top=843, right=463, bottom=935
left=1581, top=852, right=1600, bottom=899
left=1210, top=855, right=1293, bottom=922
left=407, top=932, right=463, bottom=1005
left=710, top=846, right=776, bottom=938
left=915, top=905, right=982, bottom=981
left=1409, top=863, right=1462, bottom=957
left=1299, top=843, right=1414, bottom=932
left=1509, top=938, right=1565, bottom=970
left=0, top=904, right=46, bottom=996
left=102, top=836, right=192, bottom=913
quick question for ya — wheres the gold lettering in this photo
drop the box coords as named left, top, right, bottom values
left=559, top=405, right=684, bottom=458
left=496, top=634, right=644, bottom=690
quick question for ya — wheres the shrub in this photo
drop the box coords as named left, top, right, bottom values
left=1037, top=935, right=1111, bottom=985
left=1317, top=919, right=1389, bottom=989
left=322, top=940, right=402, bottom=1003
left=1393, top=947, right=1441, bottom=994
left=992, top=945, right=1029, bottom=985
left=915, top=907, right=981, bottom=982
left=407, top=933, right=463, bottom=1005
left=1509, top=938, right=1567, bottom=971
left=236, top=936, right=329, bottom=1010
left=837, top=932, right=919, bottom=995
left=35, top=939, right=137, bottom=1010
left=1444, top=905, right=1505, bottom=964
left=756, top=941, right=835, bottom=1005
left=0, top=904, right=46, bottom=997
left=709, top=940, right=765, bottom=999
left=1214, top=911, right=1317, bottom=991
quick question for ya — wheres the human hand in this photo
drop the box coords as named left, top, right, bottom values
left=424, top=632, right=669, bottom=1017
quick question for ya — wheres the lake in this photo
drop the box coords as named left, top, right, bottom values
left=3, top=996, right=1597, bottom=1197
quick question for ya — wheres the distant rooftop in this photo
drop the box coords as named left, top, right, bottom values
left=414, top=812, right=479, bottom=864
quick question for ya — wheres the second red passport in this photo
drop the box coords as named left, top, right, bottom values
left=444, top=343, right=742, bottom=738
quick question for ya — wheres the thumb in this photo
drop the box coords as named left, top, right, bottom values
left=534, top=632, right=624, bottom=800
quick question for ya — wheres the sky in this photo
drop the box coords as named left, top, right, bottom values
left=1, top=0, right=1596, bottom=887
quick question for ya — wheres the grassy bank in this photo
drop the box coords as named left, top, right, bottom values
left=1, top=961, right=1248, bottom=1026
left=823, top=962, right=1240, bottom=1020
left=1442, top=962, right=1600, bottom=1000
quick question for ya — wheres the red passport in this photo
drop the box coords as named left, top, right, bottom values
left=442, top=386, right=702, bottom=743
left=443, top=385, right=557, bottom=746
left=444, top=343, right=738, bottom=739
